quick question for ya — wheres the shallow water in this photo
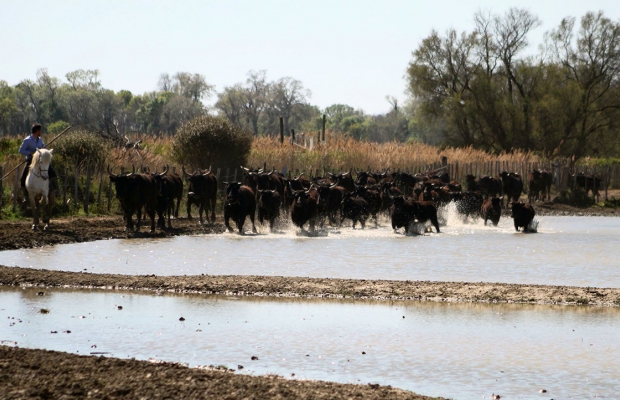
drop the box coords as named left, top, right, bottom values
left=2, top=215, right=619, bottom=287
left=1, top=286, right=618, bottom=400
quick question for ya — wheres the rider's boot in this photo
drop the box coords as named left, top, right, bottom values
left=21, top=187, right=29, bottom=208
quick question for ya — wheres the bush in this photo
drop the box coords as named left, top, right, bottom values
left=52, top=129, right=112, bottom=172
left=47, top=121, right=70, bottom=135
left=171, top=115, right=253, bottom=171
left=554, top=188, right=595, bottom=207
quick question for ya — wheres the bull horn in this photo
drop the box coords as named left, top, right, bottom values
left=128, top=164, right=135, bottom=176
left=241, top=166, right=249, bottom=172
left=270, top=189, right=277, bottom=194
left=299, top=173, right=304, bottom=178
left=182, top=165, right=192, bottom=178
left=203, top=165, right=211, bottom=176
left=107, top=164, right=117, bottom=178
left=159, top=165, right=168, bottom=176
left=288, top=181, right=294, bottom=194
left=329, top=181, right=337, bottom=188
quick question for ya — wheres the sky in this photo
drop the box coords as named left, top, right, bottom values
left=2, top=0, right=620, bottom=115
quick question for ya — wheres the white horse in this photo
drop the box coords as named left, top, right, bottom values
left=25, top=148, right=54, bottom=231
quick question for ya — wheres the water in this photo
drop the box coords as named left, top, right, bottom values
left=1, top=286, right=619, bottom=400
left=2, top=216, right=619, bottom=287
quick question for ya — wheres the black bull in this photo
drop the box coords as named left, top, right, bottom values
left=108, top=167, right=158, bottom=233
left=224, top=182, right=257, bottom=234
left=183, top=166, right=218, bottom=224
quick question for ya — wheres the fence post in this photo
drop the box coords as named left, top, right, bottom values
left=107, top=173, right=112, bottom=212
left=97, top=168, right=103, bottom=208
left=279, top=117, right=284, bottom=144
left=63, top=168, right=69, bottom=213
left=0, top=166, right=3, bottom=209
left=84, top=166, right=92, bottom=214
left=13, top=168, right=19, bottom=212
left=74, top=165, right=79, bottom=211
left=322, top=114, right=326, bottom=143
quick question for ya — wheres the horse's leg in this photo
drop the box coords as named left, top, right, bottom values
left=41, top=193, right=49, bottom=230
left=30, top=193, right=38, bottom=230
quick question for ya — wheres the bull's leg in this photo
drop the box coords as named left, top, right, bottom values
left=210, top=197, right=216, bottom=224
left=135, top=206, right=143, bottom=232
left=148, top=207, right=156, bottom=233
left=237, top=216, right=245, bottom=234
left=249, top=212, right=257, bottom=234
left=514, top=220, right=520, bottom=232
left=309, top=218, right=316, bottom=233
left=126, top=209, right=135, bottom=231
left=187, top=199, right=193, bottom=220
left=269, top=217, right=275, bottom=233
left=360, top=218, right=366, bottom=230
left=431, top=216, right=440, bottom=233
left=198, top=204, right=204, bottom=225
left=224, top=209, right=234, bottom=233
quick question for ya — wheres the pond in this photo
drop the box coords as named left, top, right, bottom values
left=2, top=216, right=619, bottom=287
left=1, top=286, right=618, bottom=400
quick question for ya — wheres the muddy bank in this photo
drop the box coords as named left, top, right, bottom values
left=2, top=266, right=619, bottom=306
left=0, top=346, right=438, bottom=400
left=0, top=215, right=225, bottom=251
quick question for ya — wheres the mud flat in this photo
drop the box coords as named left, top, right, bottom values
left=0, top=346, right=438, bottom=400
left=2, top=266, right=619, bottom=306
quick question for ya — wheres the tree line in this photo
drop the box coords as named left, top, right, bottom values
left=0, top=69, right=409, bottom=143
left=407, top=9, right=620, bottom=159
left=1, top=8, right=618, bottom=161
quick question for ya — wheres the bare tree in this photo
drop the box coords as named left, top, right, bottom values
left=269, top=77, right=311, bottom=136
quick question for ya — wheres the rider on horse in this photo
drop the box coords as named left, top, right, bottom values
left=19, top=123, right=60, bottom=204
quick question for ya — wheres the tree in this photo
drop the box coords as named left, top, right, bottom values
left=215, top=84, right=245, bottom=127
left=242, top=70, right=270, bottom=136
left=544, top=11, right=620, bottom=158
left=268, top=77, right=311, bottom=137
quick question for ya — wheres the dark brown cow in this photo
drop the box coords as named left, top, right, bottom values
left=257, top=189, right=281, bottom=232
left=390, top=196, right=440, bottom=234
left=224, top=182, right=257, bottom=234
left=290, top=183, right=320, bottom=233
left=482, top=197, right=502, bottom=226
left=528, top=170, right=543, bottom=203
left=353, top=186, right=381, bottom=226
left=466, top=175, right=502, bottom=198
left=328, top=169, right=355, bottom=192
left=570, top=173, right=602, bottom=202
left=183, top=166, right=217, bottom=224
left=108, top=166, right=158, bottom=233
left=511, top=201, right=536, bottom=232
left=150, top=166, right=183, bottom=229
left=500, top=172, right=524, bottom=208
left=451, top=191, right=483, bottom=220
left=316, top=182, right=342, bottom=227
left=540, top=170, right=553, bottom=201
left=341, top=192, right=369, bottom=229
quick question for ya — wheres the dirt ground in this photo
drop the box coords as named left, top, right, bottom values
left=1, top=201, right=618, bottom=399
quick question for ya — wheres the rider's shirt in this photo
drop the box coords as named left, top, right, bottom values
left=19, top=135, right=45, bottom=160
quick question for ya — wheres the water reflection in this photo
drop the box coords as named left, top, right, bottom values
left=1, top=286, right=619, bottom=400
left=2, top=216, right=620, bottom=287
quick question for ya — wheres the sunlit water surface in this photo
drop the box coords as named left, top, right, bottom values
left=1, top=287, right=618, bottom=400
left=1, top=215, right=619, bottom=287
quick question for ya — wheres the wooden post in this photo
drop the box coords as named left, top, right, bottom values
left=107, top=173, right=112, bottom=212
left=291, top=129, right=295, bottom=145
left=0, top=166, right=3, bottom=209
left=63, top=168, right=69, bottom=213
left=97, top=168, right=103, bottom=208
left=322, top=114, right=326, bottom=142
left=13, top=168, right=19, bottom=212
left=73, top=165, right=80, bottom=208
left=279, top=117, right=284, bottom=144
left=84, top=166, right=92, bottom=214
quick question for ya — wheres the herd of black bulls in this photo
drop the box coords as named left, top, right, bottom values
left=107, top=165, right=602, bottom=235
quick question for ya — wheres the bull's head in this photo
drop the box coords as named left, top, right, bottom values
left=225, top=182, right=243, bottom=204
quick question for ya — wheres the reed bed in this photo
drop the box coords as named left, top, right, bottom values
left=248, top=134, right=541, bottom=172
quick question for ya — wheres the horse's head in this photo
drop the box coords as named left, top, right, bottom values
left=33, top=149, right=53, bottom=180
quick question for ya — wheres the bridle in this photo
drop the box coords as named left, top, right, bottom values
left=30, top=154, right=49, bottom=180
